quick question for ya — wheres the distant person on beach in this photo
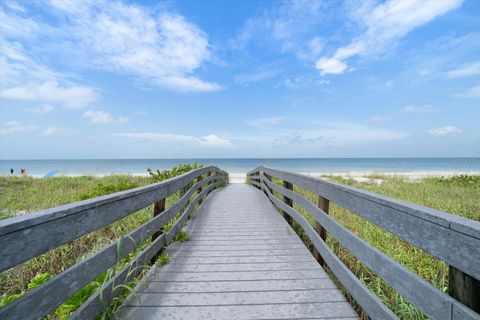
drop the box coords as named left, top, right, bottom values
left=10, top=168, right=14, bottom=175
left=20, top=168, right=25, bottom=175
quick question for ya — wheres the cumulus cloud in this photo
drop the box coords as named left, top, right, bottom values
left=316, top=0, right=463, bottom=75
left=428, top=126, right=461, bottom=136
left=113, top=132, right=233, bottom=148
left=47, top=0, right=220, bottom=91
left=0, top=1, right=219, bottom=93
left=1, top=81, right=98, bottom=109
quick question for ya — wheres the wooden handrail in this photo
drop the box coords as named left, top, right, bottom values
left=247, top=166, right=480, bottom=320
left=0, top=166, right=227, bottom=320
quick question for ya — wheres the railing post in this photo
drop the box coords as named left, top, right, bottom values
left=197, top=175, right=204, bottom=205
left=449, top=266, right=480, bottom=313
left=282, top=181, right=293, bottom=225
left=263, top=173, right=273, bottom=195
left=313, top=195, right=329, bottom=267
left=150, top=198, right=166, bottom=264
left=251, top=172, right=260, bottom=189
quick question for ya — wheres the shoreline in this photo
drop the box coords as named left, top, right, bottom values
left=5, top=170, right=478, bottom=183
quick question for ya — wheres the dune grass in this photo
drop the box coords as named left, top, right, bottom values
left=269, top=174, right=479, bottom=319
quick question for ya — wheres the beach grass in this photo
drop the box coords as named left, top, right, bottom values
left=269, top=174, right=479, bottom=319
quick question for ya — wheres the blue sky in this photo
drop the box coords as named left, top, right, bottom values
left=0, top=0, right=479, bottom=159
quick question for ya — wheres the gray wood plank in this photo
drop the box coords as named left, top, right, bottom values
left=140, top=278, right=340, bottom=293
left=117, top=302, right=358, bottom=320
left=159, top=261, right=320, bottom=272
left=119, top=183, right=357, bottom=320
left=166, top=249, right=312, bottom=257
left=150, top=270, right=329, bottom=282
left=169, top=255, right=318, bottom=264
left=168, top=244, right=305, bottom=250
left=125, top=289, right=346, bottom=306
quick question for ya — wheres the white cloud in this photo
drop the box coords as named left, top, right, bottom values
left=460, top=84, right=480, bottom=98
left=316, top=0, right=463, bottom=75
left=446, top=61, right=480, bottom=78
left=428, top=126, right=461, bottom=136
left=402, top=104, right=437, bottom=113
left=315, top=58, right=348, bottom=75
left=0, top=121, right=37, bottom=134
left=113, top=132, right=233, bottom=148
left=200, top=134, right=233, bottom=148
left=83, top=110, right=113, bottom=124
left=46, top=1, right=220, bottom=92
left=42, top=126, right=74, bottom=136
left=24, top=104, right=55, bottom=114
left=0, top=81, right=98, bottom=109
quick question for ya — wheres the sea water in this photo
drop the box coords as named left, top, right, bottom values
left=1, top=158, right=479, bottom=176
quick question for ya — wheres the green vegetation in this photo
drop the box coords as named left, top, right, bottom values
left=156, top=254, right=170, bottom=266
left=271, top=174, right=479, bottom=319
left=0, top=163, right=217, bottom=318
left=174, top=230, right=190, bottom=242
left=147, top=163, right=202, bottom=182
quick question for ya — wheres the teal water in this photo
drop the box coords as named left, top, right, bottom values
left=1, top=158, right=479, bottom=176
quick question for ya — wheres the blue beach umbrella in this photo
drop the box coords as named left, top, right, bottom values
left=44, top=170, right=59, bottom=178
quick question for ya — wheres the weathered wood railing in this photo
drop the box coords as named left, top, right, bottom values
left=247, top=166, right=480, bottom=320
left=0, top=166, right=227, bottom=320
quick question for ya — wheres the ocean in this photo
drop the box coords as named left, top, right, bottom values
left=1, top=158, right=479, bottom=177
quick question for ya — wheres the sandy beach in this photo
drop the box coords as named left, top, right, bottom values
left=228, top=171, right=480, bottom=184
left=12, top=170, right=480, bottom=183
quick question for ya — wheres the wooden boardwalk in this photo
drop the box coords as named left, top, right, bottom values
left=117, top=184, right=358, bottom=320
left=3, top=166, right=478, bottom=319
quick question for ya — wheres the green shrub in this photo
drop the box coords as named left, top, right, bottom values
left=174, top=230, right=190, bottom=242
left=77, top=178, right=140, bottom=200
left=157, top=254, right=169, bottom=266
left=0, top=272, right=51, bottom=307
left=148, top=163, right=202, bottom=182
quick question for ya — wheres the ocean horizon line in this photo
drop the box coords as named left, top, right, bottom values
left=1, top=156, right=479, bottom=161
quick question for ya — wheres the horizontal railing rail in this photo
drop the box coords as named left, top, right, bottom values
left=0, top=166, right=227, bottom=320
left=247, top=166, right=480, bottom=320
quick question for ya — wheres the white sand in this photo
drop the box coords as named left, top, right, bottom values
left=229, top=171, right=480, bottom=184
left=19, top=170, right=480, bottom=183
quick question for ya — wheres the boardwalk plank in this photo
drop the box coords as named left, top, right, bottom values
left=118, top=184, right=357, bottom=319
